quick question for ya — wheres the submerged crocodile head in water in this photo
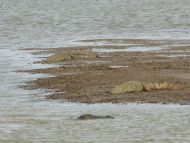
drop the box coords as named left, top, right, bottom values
left=77, top=114, right=114, bottom=120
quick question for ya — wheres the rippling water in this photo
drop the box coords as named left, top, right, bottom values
left=1, top=0, right=190, bottom=142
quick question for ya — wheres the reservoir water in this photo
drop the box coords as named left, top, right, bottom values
left=1, top=0, right=190, bottom=142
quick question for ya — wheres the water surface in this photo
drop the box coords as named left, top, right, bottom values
left=1, top=0, right=190, bottom=142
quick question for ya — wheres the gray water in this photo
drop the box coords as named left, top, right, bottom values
left=1, top=0, right=190, bottom=142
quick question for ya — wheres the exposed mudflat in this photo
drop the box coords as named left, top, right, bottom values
left=23, top=39, right=190, bottom=104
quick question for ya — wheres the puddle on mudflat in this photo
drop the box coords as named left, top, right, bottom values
left=83, top=61, right=111, bottom=64
left=92, top=46, right=165, bottom=53
left=109, top=65, right=128, bottom=68
left=158, top=54, right=190, bottom=58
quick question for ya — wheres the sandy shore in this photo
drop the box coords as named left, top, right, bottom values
left=22, top=39, right=190, bottom=104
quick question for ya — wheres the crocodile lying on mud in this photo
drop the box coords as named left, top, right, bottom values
left=111, top=81, right=184, bottom=94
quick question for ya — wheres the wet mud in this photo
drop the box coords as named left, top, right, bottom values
left=22, top=39, right=190, bottom=104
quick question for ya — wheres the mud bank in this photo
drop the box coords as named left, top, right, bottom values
left=23, top=39, right=190, bottom=104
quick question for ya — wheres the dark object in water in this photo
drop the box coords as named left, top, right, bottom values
left=77, top=114, right=114, bottom=120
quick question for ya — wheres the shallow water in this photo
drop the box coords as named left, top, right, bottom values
left=1, top=0, right=190, bottom=142
left=92, top=46, right=165, bottom=53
